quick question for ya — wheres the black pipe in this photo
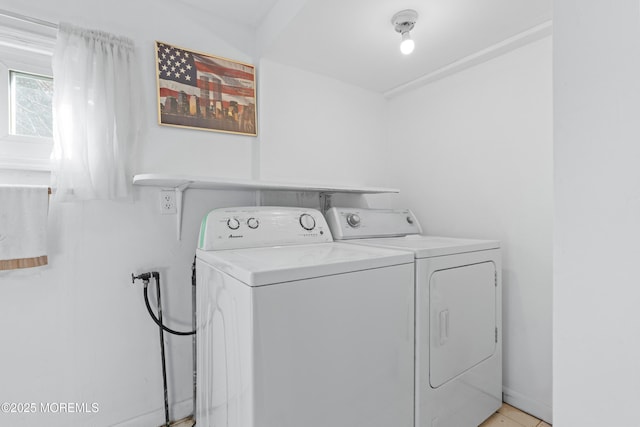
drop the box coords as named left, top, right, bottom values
left=191, top=257, right=198, bottom=425
left=153, top=272, right=171, bottom=427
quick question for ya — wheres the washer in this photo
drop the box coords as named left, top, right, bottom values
left=325, top=207, right=502, bottom=427
left=195, top=207, right=415, bottom=427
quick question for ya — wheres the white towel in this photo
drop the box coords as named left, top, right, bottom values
left=0, top=185, right=49, bottom=270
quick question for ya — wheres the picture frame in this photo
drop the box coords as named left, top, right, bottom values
left=155, top=41, right=257, bottom=136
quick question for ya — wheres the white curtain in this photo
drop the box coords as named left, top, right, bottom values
left=51, top=23, right=142, bottom=201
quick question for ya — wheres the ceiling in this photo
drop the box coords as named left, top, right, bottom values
left=177, top=0, right=552, bottom=95
left=177, top=0, right=282, bottom=29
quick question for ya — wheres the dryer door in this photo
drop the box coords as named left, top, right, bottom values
left=429, top=261, right=497, bottom=388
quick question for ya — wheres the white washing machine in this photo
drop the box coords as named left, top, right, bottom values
left=326, top=207, right=502, bottom=427
left=195, top=207, right=416, bottom=427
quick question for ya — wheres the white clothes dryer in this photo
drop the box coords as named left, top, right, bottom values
left=195, top=207, right=415, bottom=427
left=326, top=207, right=502, bottom=427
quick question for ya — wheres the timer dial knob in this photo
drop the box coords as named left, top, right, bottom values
left=299, top=213, right=316, bottom=231
left=247, top=217, right=259, bottom=229
left=227, top=218, right=240, bottom=230
left=407, top=216, right=414, bottom=224
left=346, top=213, right=361, bottom=228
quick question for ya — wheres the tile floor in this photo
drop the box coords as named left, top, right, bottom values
left=168, top=416, right=194, bottom=427
left=480, top=403, right=551, bottom=427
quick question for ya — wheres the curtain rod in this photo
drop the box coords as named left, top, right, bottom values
left=0, top=9, right=58, bottom=30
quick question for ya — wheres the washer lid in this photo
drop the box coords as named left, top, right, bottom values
left=196, top=242, right=413, bottom=286
left=349, top=235, right=500, bottom=258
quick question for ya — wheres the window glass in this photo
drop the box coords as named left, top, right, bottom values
left=10, top=71, right=53, bottom=138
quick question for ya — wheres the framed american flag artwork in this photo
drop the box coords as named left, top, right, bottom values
left=155, top=41, right=257, bottom=136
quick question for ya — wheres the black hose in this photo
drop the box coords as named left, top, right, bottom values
left=143, top=281, right=196, bottom=336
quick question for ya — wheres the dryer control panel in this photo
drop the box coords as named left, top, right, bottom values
left=198, top=207, right=333, bottom=250
left=325, top=207, right=422, bottom=240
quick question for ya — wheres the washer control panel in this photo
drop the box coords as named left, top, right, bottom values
left=325, top=207, right=422, bottom=240
left=199, top=207, right=333, bottom=250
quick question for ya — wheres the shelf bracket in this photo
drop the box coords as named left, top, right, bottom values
left=174, top=182, right=191, bottom=240
left=319, top=192, right=332, bottom=214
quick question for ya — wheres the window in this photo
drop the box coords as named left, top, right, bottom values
left=10, top=71, right=53, bottom=138
left=0, top=16, right=55, bottom=170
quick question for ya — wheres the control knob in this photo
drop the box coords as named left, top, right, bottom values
left=247, top=217, right=259, bottom=229
left=346, top=213, right=361, bottom=228
left=407, top=216, right=414, bottom=224
left=299, top=213, right=316, bottom=231
left=227, top=218, right=240, bottom=230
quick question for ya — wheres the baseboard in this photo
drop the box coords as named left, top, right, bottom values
left=503, top=387, right=552, bottom=424
left=113, top=398, right=193, bottom=427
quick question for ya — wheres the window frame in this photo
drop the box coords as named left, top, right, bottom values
left=0, top=19, right=55, bottom=171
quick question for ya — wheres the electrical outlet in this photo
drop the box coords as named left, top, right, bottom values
left=160, top=190, right=177, bottom=214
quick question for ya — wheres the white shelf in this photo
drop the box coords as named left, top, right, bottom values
left=133, top=173, right=398, bottom=194
left=133, top=173, right=398, bottom=240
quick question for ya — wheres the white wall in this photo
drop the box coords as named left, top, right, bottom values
left=554, top=2, right=640, bottom=426
left=258, top=58, right=388, bottom=188
left=0, top=1, right=259, bottom=426
left=385, top=37, right=553, bottom=422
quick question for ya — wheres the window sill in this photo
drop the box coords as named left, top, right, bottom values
left=0, top=157, right=52, bottom=172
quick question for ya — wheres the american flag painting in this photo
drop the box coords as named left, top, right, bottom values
left=155, top=41, right=257, bottom=136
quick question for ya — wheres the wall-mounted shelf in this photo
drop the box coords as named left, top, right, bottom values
left=133, top=173, right=399, bottom=239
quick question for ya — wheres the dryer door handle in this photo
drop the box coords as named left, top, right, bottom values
left=439, top=309, right=449, bottom=345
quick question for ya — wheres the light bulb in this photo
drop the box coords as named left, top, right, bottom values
left=400, top=31, right=414, bottom=55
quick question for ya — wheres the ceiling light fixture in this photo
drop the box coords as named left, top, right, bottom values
left=391, top=9, right=418, bottom=55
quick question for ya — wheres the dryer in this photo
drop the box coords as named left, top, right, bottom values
left=195, top=207, right=415, bottom=427
left=326, top=207, right=502, bottom=427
